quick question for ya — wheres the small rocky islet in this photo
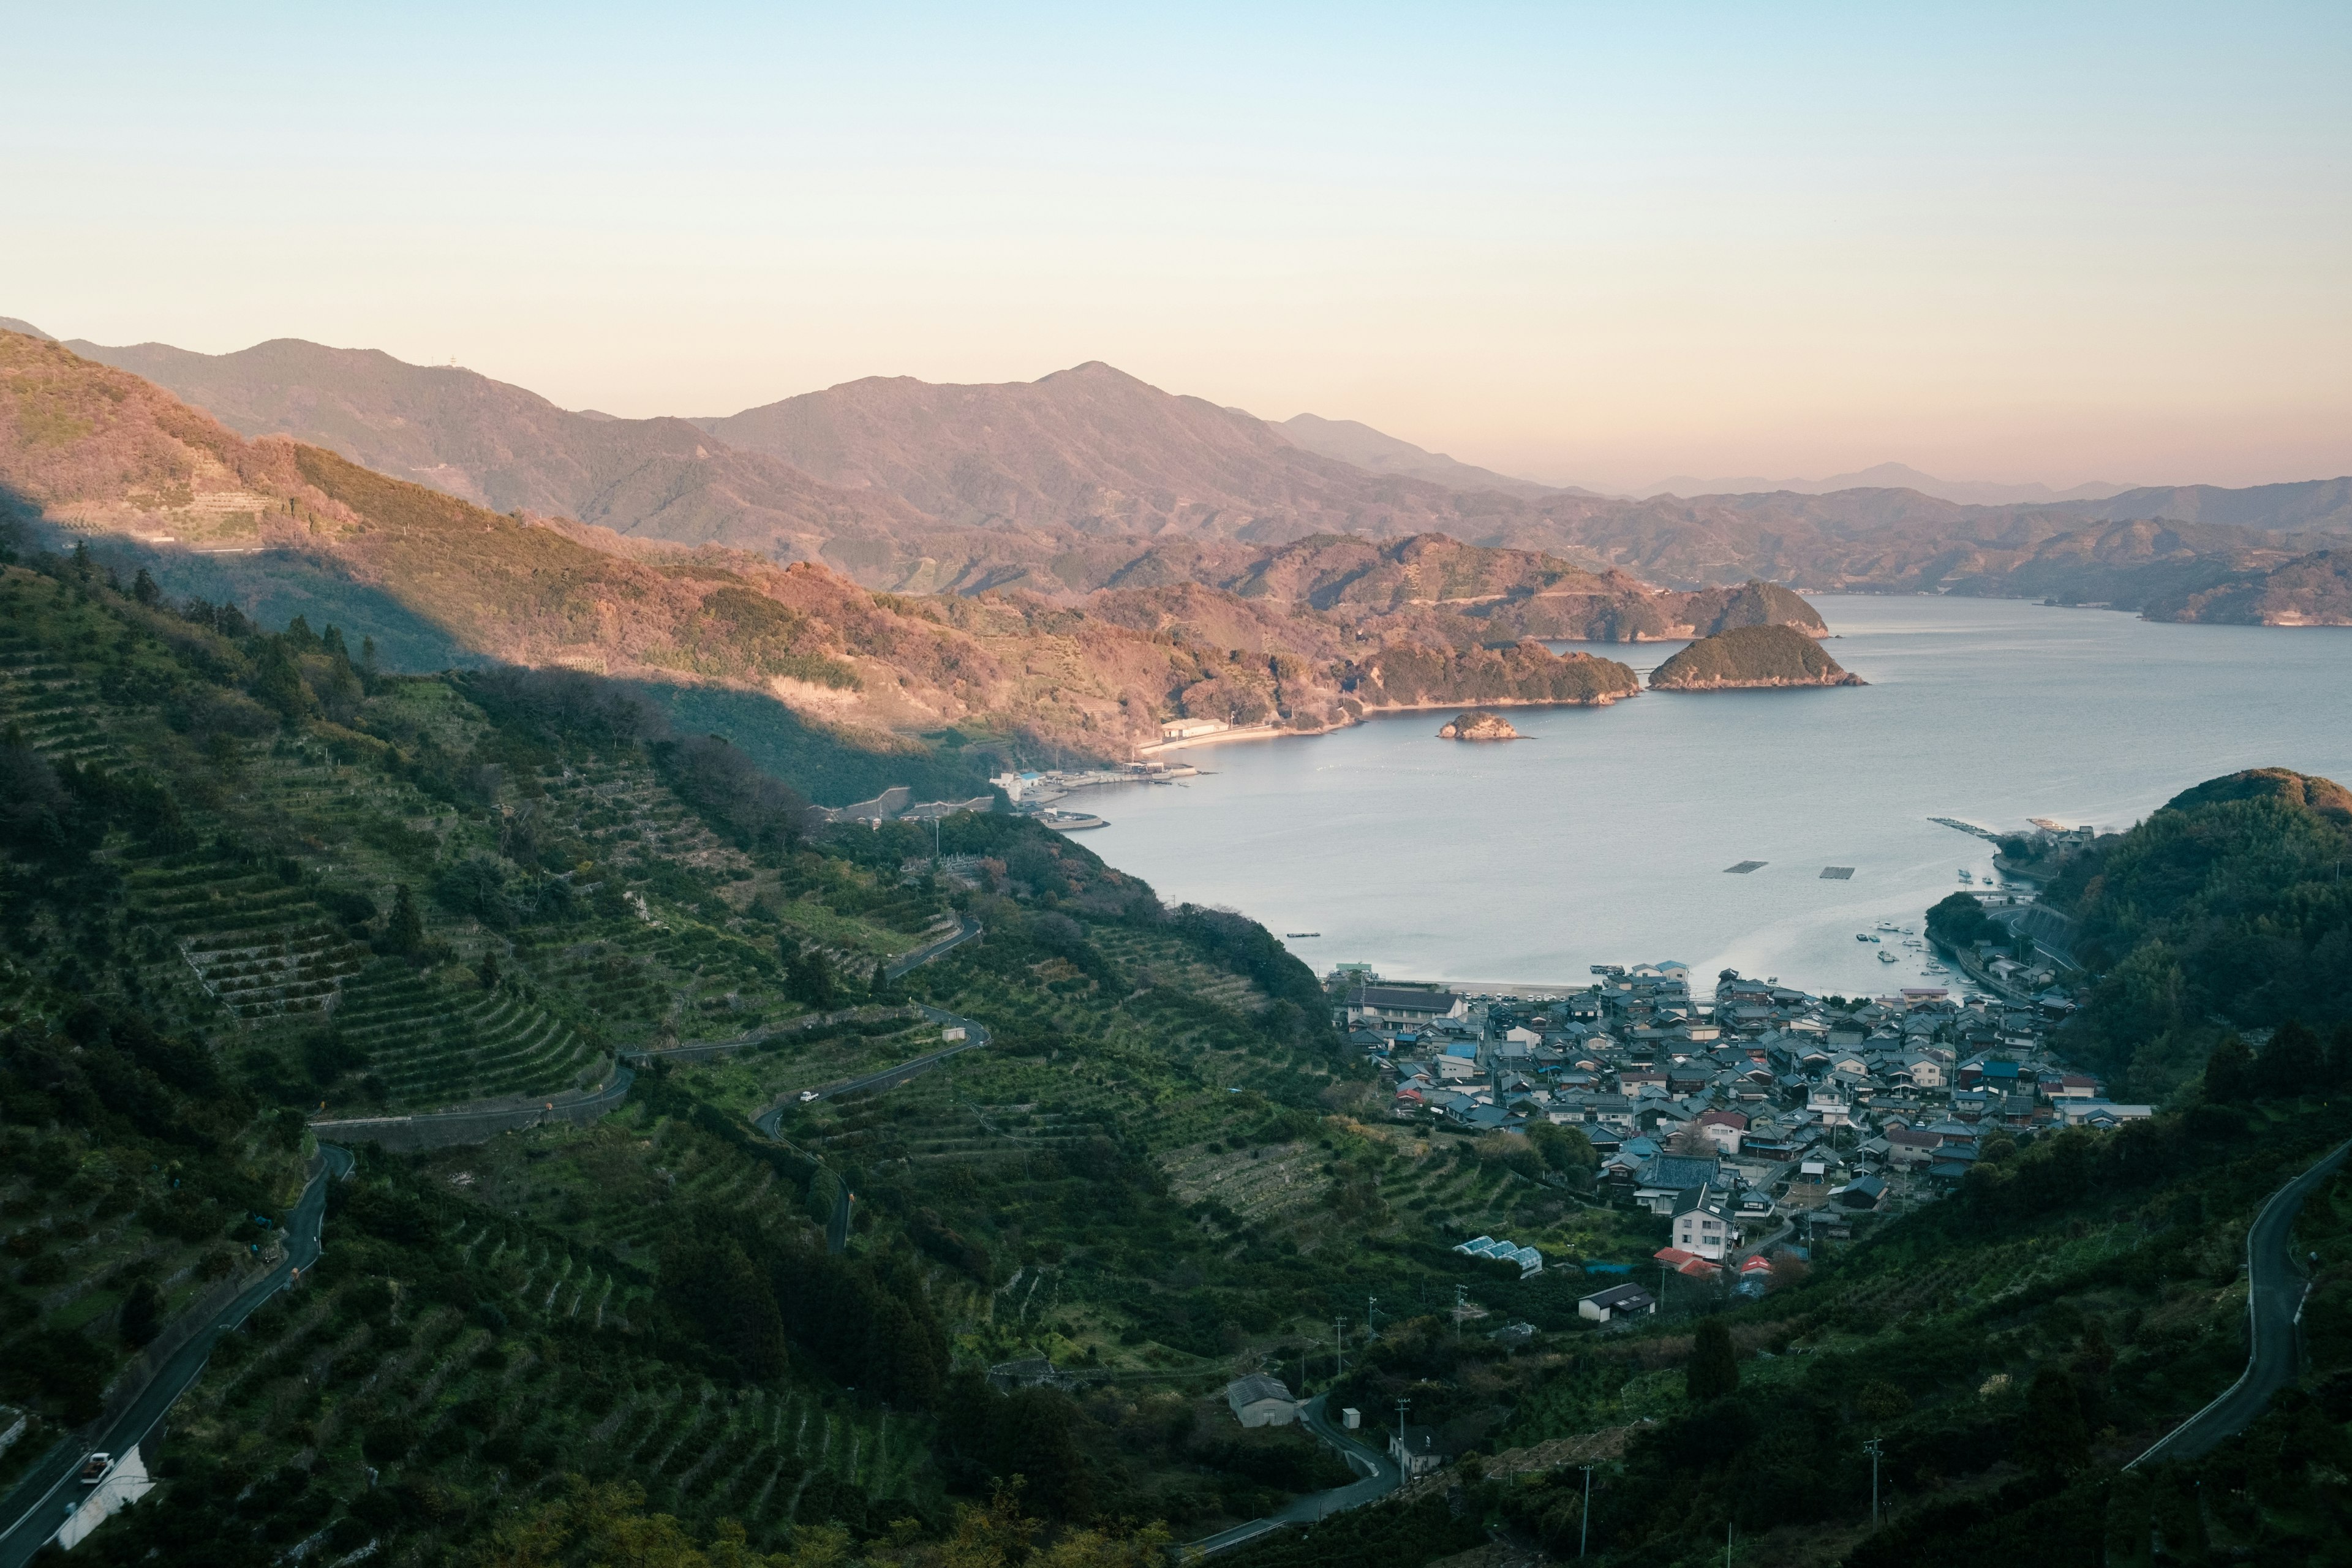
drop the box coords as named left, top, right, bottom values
left=1437, top=709, right=1521, bottom=740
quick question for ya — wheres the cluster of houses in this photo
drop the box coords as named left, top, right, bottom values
left=1337, top=962, right=2149, bottom=1308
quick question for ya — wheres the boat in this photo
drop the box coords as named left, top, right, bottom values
left=1878, top=951, right=1898, bottom=963
left=1285, top=932, right=1321, bottom=939
left=1958, top=870, right=1974, bottom=884
left=1855, top=933, right=1871, bottom=943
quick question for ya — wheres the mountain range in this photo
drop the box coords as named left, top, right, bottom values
left=0, top=330, right=1850, bottom=779
left=1635, top=461, right=2133, bottom=506
left=14, top=320, right=2352, bottom=625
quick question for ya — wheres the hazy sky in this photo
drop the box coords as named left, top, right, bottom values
left=7, top=2, right=2348, bottom=492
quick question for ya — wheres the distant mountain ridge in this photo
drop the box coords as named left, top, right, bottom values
left=1638, top=461, right=2132, bottom=506
left=1273, top=412, right=1585, bottom=498
left=37, top=325, right=2352, bottom=611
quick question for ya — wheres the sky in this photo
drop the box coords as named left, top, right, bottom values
left=6, top=2, right=2349, bottom=493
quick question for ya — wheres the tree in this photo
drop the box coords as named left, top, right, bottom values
left=119, top=1280, right=162, bottom=1347
left=1855, top=1379, right=1910, bottom=1423
left=1665, top=1124, right=1714, bottom=1157
left=2258, top=1019, right=2324, bottom=1099
left=2018, top=1367, right=2089, bottom=1474
left=2203, top=1034, right=2255, bottom=1103
left=479, top=951, right=502, bottom=992
left=130, top=567, right=160, bottom=606
left=785, top=943, right=836, bottom=1009
left=1686, top=1318, right=1738, bottom=1401
left=661, top=1236, right=786, bottom=1382
left=1526, top=1120, right=1597, bottom=1183
left=386, top=884, right=424, bottom=956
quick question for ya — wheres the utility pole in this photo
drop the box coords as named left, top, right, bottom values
left=1333, top=1316, right=1346, bottom=1381
left=1395, top=1396, right=1411, bottom=1466
left=1578, top=1463, right=1597, bottom=1558
left=1452, top=1284, right=1468, bottom=1330
left=1863, top=1437, right=1884, bottom=1526
left=1366, top=1295, right=1378, bottom=1338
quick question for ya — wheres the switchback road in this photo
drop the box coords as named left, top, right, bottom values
left=1187, top=1394, right=1402, bottom=1556
left=0, top=1145, right=353, bottom=1567
left=753, top=1007, right=990, bottom=1137
left=2128, top=1136, right=2352, bottom=1470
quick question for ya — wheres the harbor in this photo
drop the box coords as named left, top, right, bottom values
left=990, top=758, right=1203, bottom=831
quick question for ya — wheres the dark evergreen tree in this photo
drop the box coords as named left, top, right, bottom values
left=785, top=943, right=836, bottom=1009
left=2258, top=1019, right=2324, bottom=1099
left=119, top=1280, right=162, bottom=1347
left=2204, top=1034, right=2255, bottom=1102
left=2018, top=1367, right=2089, bottom=1474
left=386, top=884, right=424, bottom=955
left=1686, top=1317, right=1738, bottom=1401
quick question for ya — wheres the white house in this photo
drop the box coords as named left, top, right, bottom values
left=1390, top=1425, right=1448, bottom=1477
left=1226, top=1374, right=1300, bottom=1427
left=1672, top=1198, right=1738, bottom=1261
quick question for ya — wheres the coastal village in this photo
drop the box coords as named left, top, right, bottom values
left=1332, top=927, right=2136, bottom=1327
left=1153, top=894, right=2138, bottom=1470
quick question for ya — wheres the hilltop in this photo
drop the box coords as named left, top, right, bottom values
left=2048, top=766, right=2352, bottom=1096
left=1646, top=623, right=1863, bottom=690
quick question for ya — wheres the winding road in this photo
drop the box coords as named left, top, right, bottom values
left=752, top=1006, right=991, bottom=1138
left=1186, top=1393, right=1403, bottom=1556
left=2127, top=1136, right=2352, bottom=1470
left=0, top=1145, right=353, bottom=1567
left=883, top=915, right=984, bottom=981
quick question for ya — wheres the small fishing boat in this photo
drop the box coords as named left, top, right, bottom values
left=1878, top=950, right=1898, bottom=963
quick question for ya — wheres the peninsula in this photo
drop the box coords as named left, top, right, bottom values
left=1649, top=623, right=1866, bottom=690
left=1437, top=709, right=1520, bottom=740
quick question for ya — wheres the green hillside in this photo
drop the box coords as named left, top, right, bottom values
left=0, top=536, right=1597, bottom=1562
left=2047, top=767, right=2352, bottom=1098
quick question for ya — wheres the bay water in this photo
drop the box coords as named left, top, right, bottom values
left=1074, top=597, right=2352, bottom=998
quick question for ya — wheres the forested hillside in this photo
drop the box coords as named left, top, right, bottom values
left=2047, top=767, right=2352, bottom=1099
left=0, top=532, right=1624, bottom=1564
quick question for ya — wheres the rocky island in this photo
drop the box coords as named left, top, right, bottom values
left=1649, top=623, right=1866, bottom=690
left=1438, top=709, right=1520, bottom=740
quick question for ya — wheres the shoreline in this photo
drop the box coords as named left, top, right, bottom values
left=1132, top=692, right=1642, bottom=758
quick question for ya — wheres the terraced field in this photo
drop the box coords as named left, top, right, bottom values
left=331, top=963, right=602, bottom=1105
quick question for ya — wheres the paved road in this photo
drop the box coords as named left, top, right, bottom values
left=2128, top=1136, right=2352, bottom=1470
left=752, top=1007, right=991, bottom=1137
left=1186, top=1394, right=1403, bottom=1556
left=0, top=1145, right=353, bottom=1567
left=883, top=915, right=983, bottom=981
left=310, top=1068, right=635, bottom=1150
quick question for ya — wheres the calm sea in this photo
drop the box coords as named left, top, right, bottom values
left=1076, top=597, right=2352, bottom=998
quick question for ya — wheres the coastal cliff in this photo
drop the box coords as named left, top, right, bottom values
left=1438, top=709, right=1520, bottom=740
left=1649, top=624, right=1864, bottom=690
